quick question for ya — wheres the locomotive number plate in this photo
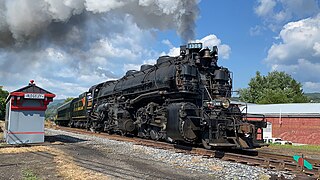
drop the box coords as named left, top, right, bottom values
left=24, top=93, right=45, bottom=99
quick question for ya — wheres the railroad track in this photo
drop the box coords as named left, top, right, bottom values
left=49, top=126, right=320, bottom=179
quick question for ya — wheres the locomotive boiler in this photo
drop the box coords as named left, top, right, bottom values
left=56, top=43, right=267, bottom=149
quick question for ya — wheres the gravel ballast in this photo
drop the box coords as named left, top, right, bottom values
left=45, top=128, right=295, bottom=179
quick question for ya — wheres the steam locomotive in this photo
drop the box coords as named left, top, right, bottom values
left=56, top=43, right=267, bottom=149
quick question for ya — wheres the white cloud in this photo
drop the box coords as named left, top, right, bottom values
left=255, top=0, right=320, bottom=22
left=0, top=17, right=157, bottom=98
left=253, top=0, right=320, bottom=31
left=250, top=25, right=264, bottom=36
left=164, top=34, right=231, bottom=59
left=304, top=81, right=320, bottom=92
left=281, top=0, right=320, bottom=18
left=218, top=44, right=231, bottom=59
left=85, top=0, right=125, bottom=13
left=254, top=0, right=276, bottom=17
left=89, top=38, right=138, bottom=61
left=143, top=59, right=156, bottom=65
left=161, top=39, right=173, bottom=48
left=265, top=14, right=320, bottom=92
left=266, top=14, right=320, bottom=65
left=167, top=47, right=180, bottom=56
left=313, top=42, right=320, bottom=56
left=123, top=64, right=141, bottom=72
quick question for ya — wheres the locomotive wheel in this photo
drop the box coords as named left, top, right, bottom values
left=150, top=129, right=159, bottom=140
left=179, top=117, right=197, bottom=142
left=85, top=121, right=90, bottom=131
left=68, top=121, right=74, bottom=128
left=136, top=107, right=150, bottom=125
left=89, top=122, right=100, bottom=133
left=122, top=119, right=135, bottom=132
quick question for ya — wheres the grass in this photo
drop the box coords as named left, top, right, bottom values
left=22, top=169, right=39, bottom=180
left=269, top=144, right=320, bottom=152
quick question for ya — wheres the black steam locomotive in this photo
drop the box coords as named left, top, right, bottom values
left=56, top=43, right=267, bottom=149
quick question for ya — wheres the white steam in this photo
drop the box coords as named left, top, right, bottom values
left=0, top=0, right=200, bottom=98
left=0, top=0, right=198, bottom=44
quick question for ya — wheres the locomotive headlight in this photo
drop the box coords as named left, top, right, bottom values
left=221, top=98, right=230, bottom=109
left=206, top=99, right=230, bottom=109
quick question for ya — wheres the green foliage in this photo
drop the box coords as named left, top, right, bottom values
left=239, top=71, right=309, bottom=104
left=22, top=169, right=39, bottom=180
left=64, top=97, right=74, bottom=103
left=44, top=97, right=74, bottom=120
left=305, top=93, right=320, bottom=103
left=45, top=99, right=65, bottom=120
left=0, top=87, right=9, bottom=119
left=269, top=144, right=320, bottom=152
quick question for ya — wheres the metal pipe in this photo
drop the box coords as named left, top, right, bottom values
left=130, top=91, right=164, bottom=104
left=97, top=103, right=109, bottom=112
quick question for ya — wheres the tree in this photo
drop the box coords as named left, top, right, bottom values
left=0, top=87, right=9, bottom=119
left=64, top=97, right=74, bottom=103
left=239, top=71, right=309, bottom=104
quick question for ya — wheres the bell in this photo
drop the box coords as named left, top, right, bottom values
left=203, top=49, right=211, bottom=58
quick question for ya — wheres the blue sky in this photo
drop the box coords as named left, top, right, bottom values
left=157, top=0, right=320, bottom=93
left=0, top=0, right=320, bottom=98
left=194, top=0, right=271, bottom=90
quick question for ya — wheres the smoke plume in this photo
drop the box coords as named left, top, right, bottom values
left=0, top=0, right=198, bottom=45
left=0, top=0, right=199, bottom=98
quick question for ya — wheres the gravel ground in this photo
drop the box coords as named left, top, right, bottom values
left=45, top=128, right=296, bottom=180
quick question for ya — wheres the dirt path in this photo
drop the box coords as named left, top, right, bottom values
left=0, top=145, right=110, bottom=180
left=0, top=133, right=215, bottom=180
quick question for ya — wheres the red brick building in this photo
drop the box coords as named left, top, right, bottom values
left=246, top=103, right=320, bottom=145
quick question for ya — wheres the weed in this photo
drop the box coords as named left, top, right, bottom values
left=269, top=144, right=320, bottom=152
left=22, top=169, right=39, bottom=180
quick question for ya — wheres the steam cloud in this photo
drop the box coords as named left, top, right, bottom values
left=0, top=0, right=198, bottom=45
left=0, top=0, right=200, bottom=98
